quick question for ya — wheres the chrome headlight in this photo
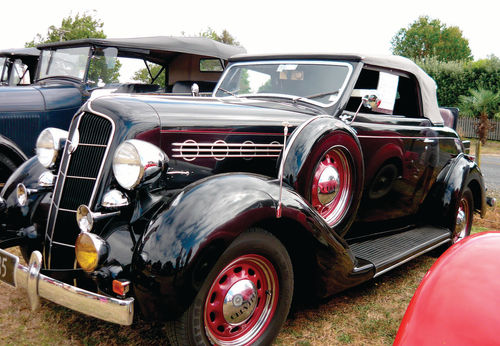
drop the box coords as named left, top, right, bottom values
left=112, top=139, right=167, bottom=190
left=36, top=128, right=68, bottom=168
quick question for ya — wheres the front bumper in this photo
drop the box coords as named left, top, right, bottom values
left=2, top=249, right=134, bottom=325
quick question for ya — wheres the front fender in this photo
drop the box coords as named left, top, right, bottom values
left=0, top=133, right=28, bottom=166
left=131, top=173, right=357, bottom=320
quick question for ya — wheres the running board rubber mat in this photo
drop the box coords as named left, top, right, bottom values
left=350, top=227, right=451, bottom=277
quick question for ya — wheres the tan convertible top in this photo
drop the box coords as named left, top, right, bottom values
left=230, top=53, right=443, bottom=125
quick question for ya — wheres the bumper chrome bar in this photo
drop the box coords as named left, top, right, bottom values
left=11, top=250, right=134, bottom=325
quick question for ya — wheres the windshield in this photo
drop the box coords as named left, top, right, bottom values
left=214, top=61, right=352, bottom=106
left=38, top=46, right=91, bottom=80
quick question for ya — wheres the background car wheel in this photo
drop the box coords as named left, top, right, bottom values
left=166, top=229, right=293, bottom=346
left=451, top=187, right=473, bottom=244
left=298, top=131, right=363, bottom=234
left=0, top=153, right=17, bottom=189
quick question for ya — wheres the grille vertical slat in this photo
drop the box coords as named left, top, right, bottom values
left=45, top=112, right=114, bottom=269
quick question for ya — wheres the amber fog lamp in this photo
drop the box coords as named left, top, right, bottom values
left=36, top=128, right=68, bottom=168
left=76, top=205, right=94, bottom=232
left=16, top=183, right=28, bottom=206
left=112, top=139, right=167, bottom=190
left=75, top=232, right=108, bottom=272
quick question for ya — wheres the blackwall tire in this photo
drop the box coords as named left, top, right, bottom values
left=165, top=229, right=293, bottom=346
left=298, top=130, right=363, bottom=234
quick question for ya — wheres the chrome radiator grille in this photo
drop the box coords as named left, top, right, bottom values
left=44, top=112, right=114, bottom=269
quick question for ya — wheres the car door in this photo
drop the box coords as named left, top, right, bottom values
left=344, top=67, right=437, bottom=225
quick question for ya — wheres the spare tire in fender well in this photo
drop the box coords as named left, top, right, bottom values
left=280, top=116, right=364, bottom=236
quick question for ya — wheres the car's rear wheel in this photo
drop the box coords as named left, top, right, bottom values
left=166, top=229, right=293, bottom=346
left=451, top=187, right=473, bottom=244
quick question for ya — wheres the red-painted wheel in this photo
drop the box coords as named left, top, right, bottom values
left=310, top=147, right=353, bottom=226
left=204, top=254, right=279, bottom=345
left=451, top=187, right=473, bottom=244
left=166, top=229, right=293, bottom=346
left=298, top=131, right=363, bottom=234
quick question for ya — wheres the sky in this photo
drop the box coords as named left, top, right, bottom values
left=1, top=0, right=499, bottom=60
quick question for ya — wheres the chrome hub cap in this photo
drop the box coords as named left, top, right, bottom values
left=453, top=198, right=470, bottom=243
left=223, top=279, right=258, bottom=325
left=317, top=165, right=340, bottom=205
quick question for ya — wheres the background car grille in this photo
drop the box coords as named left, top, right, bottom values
left=44, top=112, right=113, bottom=269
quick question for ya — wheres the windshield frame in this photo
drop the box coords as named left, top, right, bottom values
left=213, top=60, right=354, bottom=108
left=36, top=46, right=92, bottom=82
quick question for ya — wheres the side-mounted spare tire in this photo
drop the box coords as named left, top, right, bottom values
left=281, top=117, right=364, bottom=236
left=166, top=228, right=293, bottom=346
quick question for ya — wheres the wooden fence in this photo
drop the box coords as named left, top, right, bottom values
left=457, top=117, right=500, bottom=141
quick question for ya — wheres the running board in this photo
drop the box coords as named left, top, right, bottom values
left=350, top=227, right=451, bottom=277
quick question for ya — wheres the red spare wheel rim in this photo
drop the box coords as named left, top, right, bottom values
left=204, top=254, right=279, bottom=345
left=311, top=146, right=353, bottom=226
left=453, top=196, right=470, bottom=243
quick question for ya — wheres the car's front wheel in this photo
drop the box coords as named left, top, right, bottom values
left=166, top=229, right=293, bottom=345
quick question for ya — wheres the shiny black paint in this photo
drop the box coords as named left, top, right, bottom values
left=131, top=173, right=371, bottom=319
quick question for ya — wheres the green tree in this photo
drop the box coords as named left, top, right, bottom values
left=459, top=88, right=500, bottom=165
left=25, top=11, right=106, bottom=47
left=199, top=27, right=240, bottom=46
left=391, top=16, right=472, bottom=62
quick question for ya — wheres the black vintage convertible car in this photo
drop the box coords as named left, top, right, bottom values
left=0, top=53, right=488, bottom=345
left=0, top=36, right=244, bottom=188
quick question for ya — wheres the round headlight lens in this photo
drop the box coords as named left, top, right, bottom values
left=36, top=128, right=68, bottom=168
left=113, top=142, right=142, bottom=190
left=75, top=232, right=108, bottom=272
left=112, top=140, right=167, bottom=190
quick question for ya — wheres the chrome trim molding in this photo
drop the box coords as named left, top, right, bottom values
left=2, top=249, right=134, bottom=325
left=172, top=140, right=283, bottom=161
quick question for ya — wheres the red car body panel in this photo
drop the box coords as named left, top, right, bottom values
left=395, top=232, right=500, bottom=345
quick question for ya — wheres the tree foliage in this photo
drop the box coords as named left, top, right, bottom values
left=417, top=56, right=500, bottom=107
left=391, top=16, right=472, bottom=62
left=459, top=88, right=500, bottom=144
left=25, top=11, right=106, bottom=47
left=199, top=27, right=240, bottom=46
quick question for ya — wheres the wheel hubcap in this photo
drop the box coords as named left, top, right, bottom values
left=311, top=147, right=352, bottom=226
left=223, top=280, right=258, bottom=325
left=454, top=198, right=470, bottom=243
left=204, top=254, right=279, bottom=345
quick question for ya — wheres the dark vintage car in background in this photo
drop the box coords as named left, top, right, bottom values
left=0, top=53, right=488, bottom=345
left=395, top=231, right=500, bottom=346
left=0, top=47, right=40, bottom=86
left=0, top=36, right=244, bottom=187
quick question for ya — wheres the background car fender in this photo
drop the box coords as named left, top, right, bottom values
left=131, top=173, right=367, bottom=320
left=0, top=133, right=28, bottom=167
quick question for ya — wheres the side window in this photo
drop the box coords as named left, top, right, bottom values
left=13, top=59, right=30, bottom=85
left=347, top=68, right=421, bottom=118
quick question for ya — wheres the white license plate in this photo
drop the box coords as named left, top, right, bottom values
left=0, top=249, right=19, bottom=287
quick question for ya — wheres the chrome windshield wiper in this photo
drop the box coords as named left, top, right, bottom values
left=300, top=89, right=339, bottom=100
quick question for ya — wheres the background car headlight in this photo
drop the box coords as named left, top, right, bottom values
left=112, top=139, right=167, bottom=190
left=36, top=128, right=68, bottom=168
left=75, top=232, right=108, bottom=272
